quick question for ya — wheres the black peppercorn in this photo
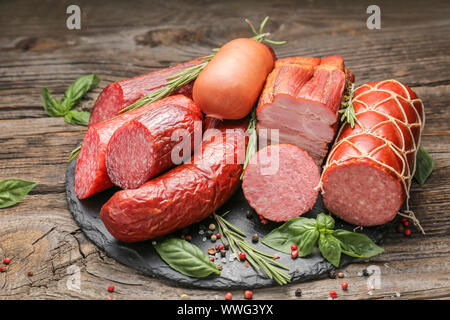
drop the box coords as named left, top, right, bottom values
left=362, top=269, right=369, bottom=277
left=224, top=243, right=229, bottom=250
left=220, top=250, right=226, bottom=257
left=295, top=288, right=302, bottom=297
left=251, top=234, right=259, bottom=243
left=246, top=210, right=253, bottom=219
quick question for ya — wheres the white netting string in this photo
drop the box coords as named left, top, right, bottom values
left=320, top=80, right=425, bottom=233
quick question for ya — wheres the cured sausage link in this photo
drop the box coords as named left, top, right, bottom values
left=89, top=58, right=203, bottom=126
left=321, top=80, right=424, bottom=226
left=105, top=103, right=203, bottom=189
left=100, top=120, right=248, bottom=242
left=256, top=56, right=354, bottom=165
left=74, top=95, right=197, bottom=199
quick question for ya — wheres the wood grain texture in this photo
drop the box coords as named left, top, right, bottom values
left=0, top=0, right=449, bottom=300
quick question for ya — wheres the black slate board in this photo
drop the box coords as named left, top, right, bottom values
left=65, top=160, right=389, bottom=289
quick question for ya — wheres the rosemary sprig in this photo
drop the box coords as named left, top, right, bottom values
left=338, top=81, right=357, bottom=128
left=214, top=212, right=291, bottom=285
left=240, top=107, right=257, bottom=179
left=69, top=143, right=81, bottom=162
left=119, top=54, right=214, bottom=114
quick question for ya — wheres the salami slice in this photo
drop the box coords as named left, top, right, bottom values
left=242, top=144, right=320, bottom=222
left=105, top=103, right=203, bottom=189
left=321, top=80, right=424, bottom=226
left=257, top=56, right=354, bottom=165
left=74, top=95, right=197, bottom=199
left=100, top=120, right=248, bottom=242
left=88, top=58, right=202, bottom=126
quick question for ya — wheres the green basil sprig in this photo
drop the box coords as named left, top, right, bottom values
left=414, top=146, right=434, bottom=186
left=41, top=74, right=99, bottom=126
left=0, top=179, right=37, bottom=209
left=153, top=237, right=221, bottom=278
left=262, top=213, right=384, bottom=267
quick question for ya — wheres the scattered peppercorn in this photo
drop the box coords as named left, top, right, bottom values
left=211, top=235, right=217, bottom=242
left=396, top=223, right=405, bottom=233
left=291, top=244, right=298, bottom=251
left=215, top=233, right=222, bottom=239
left=27, top=270, right=34, bottom=277
left=106, top=296, right=113, bottom=300
left=260, top=219, right=268, bottom=225
left=239, top=252, right=246, bottom=261
left=294, top=288, right=302, bottom=297
left=206, top=230, right=213, bottom=237
left=225, top=292, right=232, bottom=300
left=341, top=282, right=348, bottom=290
left=246, top=211, right=253, bottom=219
left=3, top=258, right=11, bottom=265
left=244, top=262, right=249, bottom=268
left=209, top=224, right=216, bottom=231
left=403, top=221, right=410, bottom=227
left=0, top=265, right=6, bottom=272
left=107, top=285, right=115, bottom=293
left=362, top=269, right=369, bottom=277
left=251, top=234, right=259, bottom=243
left=244, top=290, right=253, bottom=299
left=338, top=272, right=345, bottom=278
left=210, top=257, right=215, bottom=262
left=208, top=248, right=217, bottom=255
left=328, top=270, right=337, bottom=279
left=224, top=243, right=229, bottom=250
left=217, top=264, right=223, bottom=271
left=180, top=294, right=190, bottom=300
left=185, top=235, right=192, bottom=242
left=220, top=250, right=226, bottom=257
left=291, top=250, right=299, bottom=259
left=329, top=290, right=338, bottom=299
left=404, top=229, right=412, bottom=237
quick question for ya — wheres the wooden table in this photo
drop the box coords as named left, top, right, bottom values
left=0, top=0, right=449, bottom=300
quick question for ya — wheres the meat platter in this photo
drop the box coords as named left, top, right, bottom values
left=59, top=17, right=432, bottom=289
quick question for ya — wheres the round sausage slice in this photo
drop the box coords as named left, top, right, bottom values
left=106, top=103, right=203, bottom=190
left=242, top=144, right=320, bottom=221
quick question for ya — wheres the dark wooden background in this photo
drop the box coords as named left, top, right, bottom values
left=0, top=0, right=449, bottom=300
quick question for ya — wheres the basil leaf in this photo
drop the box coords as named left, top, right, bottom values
left=64, top=110, right=90, bottom=126
left=333, top=229, right=384, bottom=258
left=262, top=217, right=318, bottom=254
left=42, top=87, right=65, bottom=117
left=316, top=213, right=335, bottom=229
left=62, top=74, right=100, bottom=112
left=0, top=179, right=37, bottom=209
left=318, top=233, right=341, bottom=267
left=414, top=146, right=434, bottom=186
left=153, top=237, right=220, bottom=278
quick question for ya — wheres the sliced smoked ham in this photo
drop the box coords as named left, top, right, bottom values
left=321, top=80, right=424, bottom=226
left=257, top=56, right=354, bottom=165
left=242, top=144, right=320, bottom=222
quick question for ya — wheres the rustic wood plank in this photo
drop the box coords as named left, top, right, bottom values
left=0, top=0, right=449, bottom=300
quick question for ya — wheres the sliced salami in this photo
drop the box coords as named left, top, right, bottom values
left=105, top=103, right=203, bottom=189
left=74, top=95, right=197, bottom=199
left=242, top=144, right=320, bottom=222
left=321, top=80, right=424, bottom=226
left=257, top=56, right=354, bottom=165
